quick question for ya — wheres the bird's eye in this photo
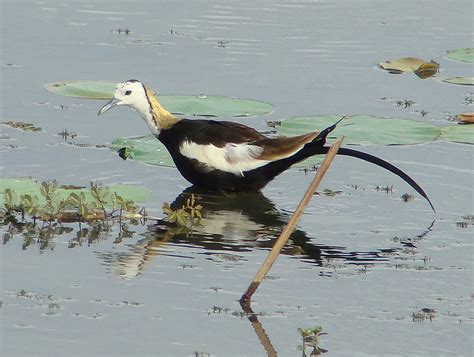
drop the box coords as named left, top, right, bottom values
left=125, top=90, right=132, bottom=96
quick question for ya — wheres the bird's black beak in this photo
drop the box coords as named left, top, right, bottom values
left=98, top=98, right=121, bottom=116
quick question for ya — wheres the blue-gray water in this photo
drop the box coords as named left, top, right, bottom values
left=1, top=0, right=473, bottom=355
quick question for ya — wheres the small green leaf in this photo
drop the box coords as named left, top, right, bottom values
left=442, top=77, right=474, bottom=86
left=446, top=48, right=474, bottom=64
left=176, top=213, right=188, bottom=227
left=441, top=125, right=474, bottom=144
left=68, top=192, right=81, bottom=206
left=20, top=194, right=39, bottom=216
left=168, top=212, right=177, bottom=223
left=4, top=188, right=15, bottom=210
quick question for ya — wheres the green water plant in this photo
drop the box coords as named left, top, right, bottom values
left=297, top=325, right=328, bottom=356
left=442, top=77, right=474, bottom=86
left=441, top=124, right=474, bottom=144
left=446, top=48, right=474, bottom=64
left=162, top=194, right=203, bottom=228
left=1, top=179, right=149, bottom=223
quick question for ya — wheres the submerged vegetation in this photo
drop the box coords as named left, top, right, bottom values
left=1, top=179, right=206, bottom=250
left=1, top=179, right=148, bottom=223
left=1, top=179, right=150, bottom=250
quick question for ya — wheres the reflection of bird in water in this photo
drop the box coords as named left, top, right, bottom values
left=98, top=80, right=434, bottom=211
left=97, top=187, right=434, bottom=279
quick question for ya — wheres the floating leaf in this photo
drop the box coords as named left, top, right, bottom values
left=446, top=48, right=474, bottom=64
left=442, top=77, right=474, bottom=86
left=0, top=178, right=151, bottom=207
left=111, top=135, right=174, bottom=167
left=441, top=125, right=474, bottom=144
left=379, top=57, right=430, bottom=74
left=277, top=115, right=440, bottom=146
left=158, top=95, right=273, bottom=118
left=45, top=81, right=117, bottom=99
left=44, top=80, right=273, bottom=117
left=413, top=61, right=439, bottom=79
left=456, top=113, right=474, bottom=124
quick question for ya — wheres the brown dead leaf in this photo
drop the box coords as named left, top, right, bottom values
left=456, top=113, right=474, bottom=124
left=414, top=61, right=439, bottom=79
left=379, top=57, right=427, bottom=73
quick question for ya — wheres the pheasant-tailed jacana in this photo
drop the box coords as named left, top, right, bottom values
left=98, top=79, right=434, bottom=211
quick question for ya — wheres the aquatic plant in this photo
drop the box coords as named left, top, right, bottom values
left=446, top=48, right=474, bottom=64
left=297, top=325, right=328, bottom=356
left=162, top=194, right=203, bottom=228
left=1, top=180, right=146, bottom=223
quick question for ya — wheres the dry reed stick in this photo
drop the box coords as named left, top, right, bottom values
left=240, top=137, right=344, bottom=302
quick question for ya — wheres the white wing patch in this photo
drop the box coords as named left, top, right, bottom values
left=179, top=141, right=269, bottom=176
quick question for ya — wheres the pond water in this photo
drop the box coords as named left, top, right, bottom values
left=1, top=0, right=473, bottom=356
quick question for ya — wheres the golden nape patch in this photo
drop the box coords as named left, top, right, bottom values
left=144, top=87, right=179, bottom=129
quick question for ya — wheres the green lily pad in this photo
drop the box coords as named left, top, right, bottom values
left=440, top=125, right=474, bottom=144
left=45, top=81, right=117, bottom=100
left=44, top=80, right=273, bottom=117
left=111, top=135, right=174, bottom=167
left=446, top=48, right=474, bottom=64
left=277, top=115, right=441, bottom=146
left=0, top=178, right=151, bottom=207
left=442, top=77, right=474, bottom=86
left=158, top=95, right=273, bottom=118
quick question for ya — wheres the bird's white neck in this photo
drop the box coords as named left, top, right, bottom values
left=140, top=87, right=179, bottom=135
left=140, top=110, right=162, bottom=136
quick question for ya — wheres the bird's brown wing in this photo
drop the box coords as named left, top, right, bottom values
left=253, top=132, right=319, bottom=161
left=186, top=120, right=266, bottom=147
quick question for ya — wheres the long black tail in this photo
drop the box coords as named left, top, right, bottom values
left=260, top=119, right=435, bottom=211
left=318, top=146, right=435, bottom=212
left=307, top=118, right=435, bottom=211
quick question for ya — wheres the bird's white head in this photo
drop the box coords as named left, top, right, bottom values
left=98, top=79, right=178, bottom=134
left=98, top=79, right=149, bottom=117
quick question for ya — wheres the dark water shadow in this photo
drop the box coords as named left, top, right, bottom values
left=98, top=186, right=435, bottom=279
